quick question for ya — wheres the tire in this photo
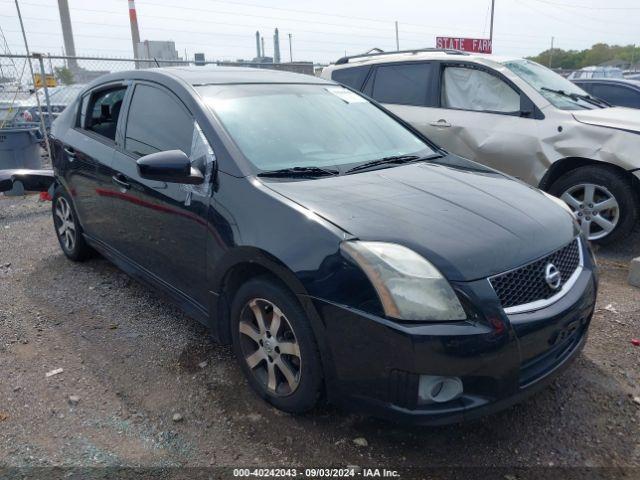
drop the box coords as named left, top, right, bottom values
left=548, top=165, right=638, bottom=245
left=230, top=275, right=323, bottom=413
left=52, top=186, right=94, bottom=261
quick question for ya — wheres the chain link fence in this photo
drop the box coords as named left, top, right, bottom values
left=0, top=53, right=317, bottom=127
left=0, top=54, right=319, bottom=168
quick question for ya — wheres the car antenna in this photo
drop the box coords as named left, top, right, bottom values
left=153, top=57, right=160, bottom=67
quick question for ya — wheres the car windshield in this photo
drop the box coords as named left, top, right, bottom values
left=502, top=59, right=600, bottom=110
left=198, top=83, right=435, bottom=173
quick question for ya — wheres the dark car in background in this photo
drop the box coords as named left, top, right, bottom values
left=572, top=78, right=640, bottom=109
left=39, top=67, right=596, bottom=424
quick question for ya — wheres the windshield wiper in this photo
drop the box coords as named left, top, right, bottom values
left=258, top=166, right=339, bottom=178
left=541, top=87, right=610, bottom=108
left=345, top=154, right=439, bottom=174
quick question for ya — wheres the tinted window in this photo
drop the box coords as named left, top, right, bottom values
left=331, top=66, right=370, bottom=90
left=370, top=63, right=432, bottom=106
left=124, top=84, right=193, bottom=157
left=591, top=84, right=640, bottom=108
left=441, top=66, right=520, bottom=113
left=82, top=87, right=127, bottom=141
left=574, top=82, right=594, bottom=95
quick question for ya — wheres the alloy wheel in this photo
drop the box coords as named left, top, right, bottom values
left=238, top=298, right=302, bottom=396
left=54, top=197, right=77, bottom=252
left=560, top=183, right=619, bottom=241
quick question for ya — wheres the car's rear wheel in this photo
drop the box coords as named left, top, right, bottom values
left=52, top=187, right=93, bottom=261
left=549, top=166, right=638, bottom=244
left=230, top=276, right=323, bottom=413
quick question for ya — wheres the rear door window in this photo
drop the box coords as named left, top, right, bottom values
left=124, top=84, right=193, bottom=157
left=441, top=66, right=520, bottom=113
left=369, top=63, right=433, bottom=106
left=331, top=66, right=371, bottom=90
left=80, top=86, right=127, bottom=141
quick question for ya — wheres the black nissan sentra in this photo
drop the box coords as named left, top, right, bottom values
left=37, top=67, right=596, bottom=424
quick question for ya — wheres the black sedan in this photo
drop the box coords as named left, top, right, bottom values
left=572, top=78, right=640, bottom=109
left=8, top=67, right=596, bottom=424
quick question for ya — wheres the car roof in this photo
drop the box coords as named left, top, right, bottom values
left=328, top=50, right=521, bottom=69
left=91, top=66, right=330, bottom=87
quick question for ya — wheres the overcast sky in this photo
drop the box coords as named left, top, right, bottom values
left=1, top=0, right=639, bottom=63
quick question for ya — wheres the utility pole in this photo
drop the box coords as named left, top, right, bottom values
left=489, top=0, right=495, bottom=45
left=288, top=33, right=293, bottom=62
left=57, top=0, right=78, bottom=70
left=395, top=21, right=399, bottom=51
left=549, top=36, right=554, bottom=68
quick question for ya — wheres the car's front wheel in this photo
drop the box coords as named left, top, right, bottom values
left=52, top=187, right=93, bottom=261
left=549, top=166, right=638, bottom=244
left=230, top=276, right=323, bottom=413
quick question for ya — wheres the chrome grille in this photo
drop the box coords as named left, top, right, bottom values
left=490, top=239, right=581, bottom=310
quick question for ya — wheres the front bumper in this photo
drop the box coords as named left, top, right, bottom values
left=309, top=259, right=597, bottom=425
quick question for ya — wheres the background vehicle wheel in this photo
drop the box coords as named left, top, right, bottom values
left=52, top=187, right=94, bottom=261
left=549, top=166, right=638, bottom=245
left=230, top=276, right=323, bottom=413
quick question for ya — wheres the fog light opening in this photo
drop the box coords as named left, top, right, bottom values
left=418, top=375, right=463, bottom=404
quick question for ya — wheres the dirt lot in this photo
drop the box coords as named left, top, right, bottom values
left=1, top=194, right=639, bottom=477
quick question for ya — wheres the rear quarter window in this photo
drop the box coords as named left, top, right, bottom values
left=331, top=66, right=371, bottom=90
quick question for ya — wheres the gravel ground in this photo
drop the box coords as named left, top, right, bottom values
left=0, top=194, right=639, bottom=477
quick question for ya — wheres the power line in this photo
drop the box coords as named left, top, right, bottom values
left=514, top=0, right=639, bottom=38
left=0, top=0, right=490, bottom=37
left=526, top=0, right=640, bottom=10
left=525, top=0, right=640, bottom=26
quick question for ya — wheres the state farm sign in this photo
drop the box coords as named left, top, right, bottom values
left=436, top=37, right=492, bottom=54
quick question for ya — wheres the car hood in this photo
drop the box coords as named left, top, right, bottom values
left=572, top=107, right=640, bottom=133
left=264, top=157, right=577, bottom=282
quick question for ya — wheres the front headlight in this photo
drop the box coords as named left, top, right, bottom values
left=543, top=191, right=575, bottom=217
left=340, top=241, right=466, bottom=321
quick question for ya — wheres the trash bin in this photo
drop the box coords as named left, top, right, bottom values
left=0, top=124, right=43, bottom=195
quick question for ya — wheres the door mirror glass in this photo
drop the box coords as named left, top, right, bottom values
left=137, top=150, right=204, bottom=185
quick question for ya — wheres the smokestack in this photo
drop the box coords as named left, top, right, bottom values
left=261, top=36, right=265, bottom=58
left=255, top=31, right=261, bottom=58
left=57, top=0, right=78, bottom=70
left=128, top=0, right=141, bottom=66
left=273, top=28, right=281, bottom=64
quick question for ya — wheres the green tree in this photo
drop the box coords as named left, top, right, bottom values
left=54, top=67, right=74, bottom=85
left=527, top=43, right=640, bottom=70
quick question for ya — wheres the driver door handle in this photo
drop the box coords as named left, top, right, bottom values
left=63, top=146, right=76, bottom=160
left=429, top=119, right=452, bottom=128
left=111, top=174, right=131, bottom=191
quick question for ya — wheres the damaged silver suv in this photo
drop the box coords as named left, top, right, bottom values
left=323, top=50, right=640, bottom=244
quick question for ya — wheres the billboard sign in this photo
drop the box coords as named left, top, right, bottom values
left=436, top=37, right=492, bottom=54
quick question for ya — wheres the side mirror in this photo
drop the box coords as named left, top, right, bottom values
left=137, top=150, right=203, bottom=185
